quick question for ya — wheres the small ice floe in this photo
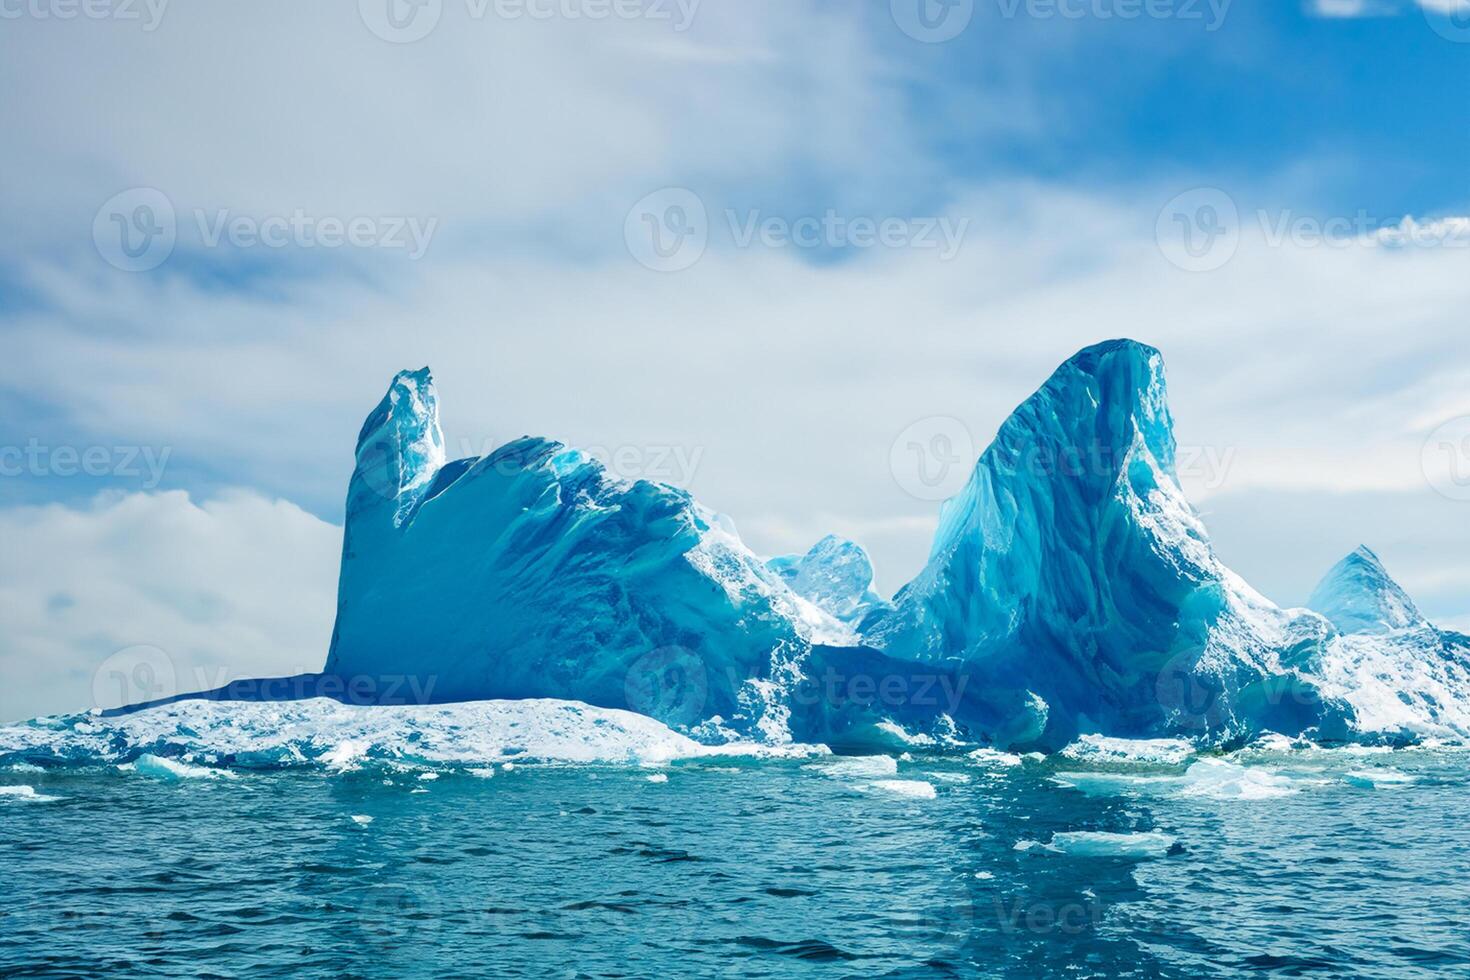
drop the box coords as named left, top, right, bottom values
left=466, top=767, right=496, bottom=779
left=321, top=739, right=370, bottom=772
left=1342, top=768, right=1416, bottom=789
left=1059, top=734, right=1195, bottom=766
left=129, top=754, right=236, bottom=781
left=1051, top=771, right=1175, bottom=797
left=874, top=720, right=937, bottom=748
left=1177, top=759, right=1295, bottom=800
left=926, top=771, right=972, bottom=784
left=973, top=871, right=995, bottom=880
left=350, top=814, right=373, bottom=826
left=810, top=756, right=898, bottom=779
left=1053, top=758, right=1299, bottom=801
left=646, top=773, right=668, bottom=783
left=417, top=772, right=439, bottom=781
left=501, top=762, right=516, bottom=772
left=1242, top=732, right=1309, bottom=754
left=967, top=747, right=1023, bottom=768
left=1016, top=831, right=1177, bottom=859
left=0, top=785, right=61, bottom=803
left=865, top=779, right=937, bottom=799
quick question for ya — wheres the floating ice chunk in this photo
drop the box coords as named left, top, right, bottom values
left=0, top=785, right=61, bottom=802
left=1059, top=735, right=1195, bottom=766
left=1048, top=831, right=1177, bottom=858
left=926, top=771, right=971, bottom=783
left=967, top=747, right=1023, bottom=768
left=872, top=720, right=938, bottom=747
left=811, top=756, right=899, bottom=779
left=866, top=779, right=937, bottom=799
left=417, top=772, right=439, bottom=781
left=1017, top=831, right=1177, bottom=859
left=350, top=814, right=373, bottom=826
left=1177, top=759, right=1295, bottom=800
left=131, top=754, right=236, bottom=781
left=1342, top=768, right=1415, bottom=789
left=646, top=773, right=668, bottom=783
left=322, top=739, right=371, bottom=771
left=1051, top=771, right=1177, bottom=796
left=467, top=767, right=495, bottom=778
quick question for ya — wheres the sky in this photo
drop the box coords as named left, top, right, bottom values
left=2, top=0, right=1469, bottom=720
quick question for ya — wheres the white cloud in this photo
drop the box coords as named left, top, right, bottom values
left=5, top=182, right=1470, bottom=602
left=0, top=0, right=933, bottom=257
left=0, top=490, right=339, bottom=722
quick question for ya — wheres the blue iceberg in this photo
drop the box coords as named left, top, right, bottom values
left=323, top=367, right=847, bottom=730
left=1307, top=546, right=1470, bottom=740
left=859, top=339, right=1338, bottom=746
left=96, top=339, right=1470, bottom=753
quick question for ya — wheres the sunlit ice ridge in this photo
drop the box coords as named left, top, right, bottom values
left=45, top=339, right=1470, bottom=757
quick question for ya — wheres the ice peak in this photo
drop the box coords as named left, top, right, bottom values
left=1307, top=545, right=1424, bottom=635
left=348, top=367, right=446, bottom=527
left=995, top=338, right=1175, bottom=479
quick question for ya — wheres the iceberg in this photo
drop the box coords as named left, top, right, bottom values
left=324, top=368, right=844, bottom=731
left=1307, top=547, right=1470, bottom=740
left=765, top=535, right=887, bottom=629
left=76, top=339, right=1470, bottom=757
left=860, top=339, right=1340, bottom=747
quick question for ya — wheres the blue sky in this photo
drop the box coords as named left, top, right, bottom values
left=2, top=0, right=1469, bottom=718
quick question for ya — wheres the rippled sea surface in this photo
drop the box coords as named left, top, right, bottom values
left=4, top=747, right=1470, bottom=978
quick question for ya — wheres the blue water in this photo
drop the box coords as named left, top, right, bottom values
left=4, top=750, right=1469, bottom=978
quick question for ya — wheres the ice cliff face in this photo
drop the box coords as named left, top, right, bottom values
left=325, top=369, right=843, bottom=729
left=1307, top=548, right=1470, bottom=740
left=860, top=340, right=1337, bottom=746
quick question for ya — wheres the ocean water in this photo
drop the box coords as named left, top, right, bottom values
left=4, top=739, right=1470, bottom=978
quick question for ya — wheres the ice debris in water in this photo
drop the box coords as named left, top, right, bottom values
left=1053, top=758, right=1299, bottom=801
left=1342, top=769, right=1416, bottom=789
left=1059, top=735, right=1195, bottom=766
left=967, top=747, right=1023, bottom=767
left=864, top=779, right=937, bottom=799
left=0, top=785, right=61, bottom=802
left=1016, top=831, right=1178, bottom=859
left=129, top=754, right=236, bottom=781
left=809, top=756, right=899, bottom=779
